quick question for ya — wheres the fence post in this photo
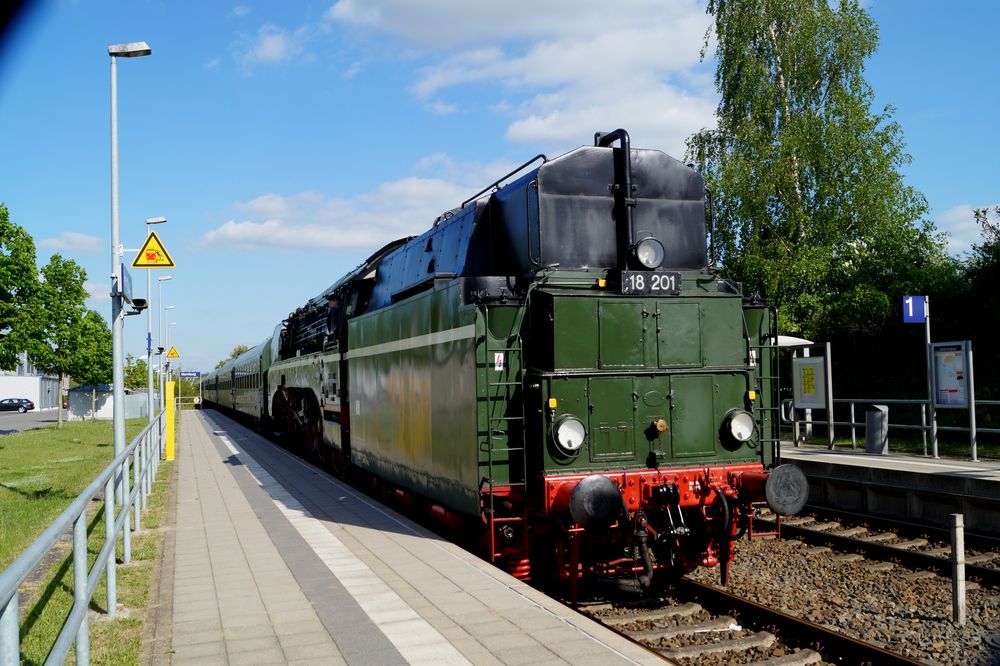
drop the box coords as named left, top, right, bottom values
left=122, top=456, right=132, bottom=564
left=104, top=476, right=117, bottom=618
left=73, top=511, right=89, bottom=665
left=921, top=403, right=928, bottom=456
left=968, top=348, right=977, bottom=462
left=134, top=438, right=142, bottom=532
left=145, top=432, right=152, bottom=500
left=849, top=401, right=856, bottom=449
left=952, top=513, right=966, bottom=625
left=0, top=591, right=18, bottom=666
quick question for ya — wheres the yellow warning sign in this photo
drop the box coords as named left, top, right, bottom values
left=166, top=346, right=180, bottom=359
left=131, top=231, right=175, bottom=268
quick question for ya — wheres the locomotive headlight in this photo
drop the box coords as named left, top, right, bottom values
left=552, top=414, right=586, bottom=455
left=724, top=409, right=756, bottom=443
left=633, top=238, right=665, bottom=269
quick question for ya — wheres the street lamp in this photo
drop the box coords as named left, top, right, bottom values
left=157, top=277, right=173, bottom=355
left=144, top=217, right=166, bottom=430
left=159, top=295, right=174, bottom=445
left=166, top=322, right=177, bottom=382
left=106, top=36, right=151, bottom=637
left=109, top=40, right=152, bottom=477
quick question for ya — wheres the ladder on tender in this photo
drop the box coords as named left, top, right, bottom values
left=749, top=309, right=782, bottom=538
left=481, top=303, right=528, bottom=566
left=750, top=338, right=781, bottom=462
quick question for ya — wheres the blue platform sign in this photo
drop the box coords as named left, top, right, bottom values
left=179, top=371, right=201, bottom=378
left=902, top=295, right=927, bottom=323
left=119, top=263, right=134, bottom=304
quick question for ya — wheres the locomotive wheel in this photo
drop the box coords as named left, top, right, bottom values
left=299, top=393, right=325, bottom=464
left=305, top=420, right=326, bottom=465
left=528, top=532, right=556, bottom=591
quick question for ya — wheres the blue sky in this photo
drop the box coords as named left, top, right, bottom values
left=1, top=1, right=996, bottom=371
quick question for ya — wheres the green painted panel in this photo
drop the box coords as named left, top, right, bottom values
left=588, top=376, right=635, bottom=461
left=657, top=302, right=702, bottom=367
left=670, top=374, right=717, bottom=457
left=633, top=375, right=670, bottom=464
left=347, top=286, right=480, bottom=515
left=545, top=377, right=590, bottom=470
left=598, top=302, right=646, bottom=368
left=553, top=297, right=598, bottom=369
left=713, top=373, right=757, bottom=463
left=701, top=298, right=745, bottom=366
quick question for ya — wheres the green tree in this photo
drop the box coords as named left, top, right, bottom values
left=953, top=207, right=1000, bottom=401
left=686, top=0, right=943, bottom=339
left=124, top=353, right=149, bottom=390
left=69, top=310, right=114, bottom=419
left=0, top=204, right=39, bottom=370
left=26, top=254, right=88, bottom=427
left=215, top=343, right=250, bottom=369
left=173, top=367, right=201, bottom=403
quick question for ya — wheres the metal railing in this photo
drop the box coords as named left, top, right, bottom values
left=0, top=411, right=165, bottom=666
left=782, top=397, right=1000, bottom=461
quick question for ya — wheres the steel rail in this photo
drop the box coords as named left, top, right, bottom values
left=762, top=518, right=1000, bottom=588
left=673, top=578, right=925, bottom=666
left=801, top=504, right=1000, bottom=549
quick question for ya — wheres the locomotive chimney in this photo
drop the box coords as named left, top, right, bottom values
left=594, top=129, right=636, bottom=270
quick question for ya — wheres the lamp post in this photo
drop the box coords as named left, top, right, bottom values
left=159, top=291, right=173, bottom=453
left=109, top=41, right=151, bottom=495
left=167, top=322, right=177, bottom=355
left=166, top=321, right=177, bottom=398
left=143, top=218, right=166, bottom=431
left=105, top=37, right=151, bottom=654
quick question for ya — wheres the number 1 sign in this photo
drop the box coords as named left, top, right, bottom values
left=903, top=295, right=927, bottom=323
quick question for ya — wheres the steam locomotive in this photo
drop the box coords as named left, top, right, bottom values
left=202, top=129, right=808, bottom=591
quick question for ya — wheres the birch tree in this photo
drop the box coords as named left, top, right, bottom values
left=687, top=0, right=943, bottom=337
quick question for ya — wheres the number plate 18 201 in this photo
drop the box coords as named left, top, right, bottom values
left=620, top=271, right=682, bottom=295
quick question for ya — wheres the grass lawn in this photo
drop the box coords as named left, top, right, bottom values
left=0, top=419, right=150, bottom=569
left=0, top=416, right=174, bottom=665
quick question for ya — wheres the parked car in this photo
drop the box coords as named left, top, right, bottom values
left=0, top=398, right=35, bottom=413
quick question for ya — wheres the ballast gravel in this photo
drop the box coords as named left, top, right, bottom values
left=686, top=536, right=1000, bottom=665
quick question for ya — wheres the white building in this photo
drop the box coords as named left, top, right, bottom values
left=0, top=352, right=61, bottom=409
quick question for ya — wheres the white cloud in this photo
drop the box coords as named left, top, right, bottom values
left=935, top=203, right=996, bottom=255
left=237, top=25, right=309, bottom=68
left=325, top=0, right=717, bottom=156
left=38, top=231, right=102, bottom=255
left=203, top=58, right=221, bottom=72
left=232, top=5, right=251, bottom=17
left=427, top=99, right=457, bottom=115
left=327, top=0, right=698, bottom=50
left=85, top=281, right=110, bottom=305
left=204, top=175, right=477, bottom=251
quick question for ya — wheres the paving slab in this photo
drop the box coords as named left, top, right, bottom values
left=161, top=411, right=664, bottom=664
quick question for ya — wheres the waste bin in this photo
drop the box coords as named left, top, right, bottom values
left=865, top=404, right=888, bottom=454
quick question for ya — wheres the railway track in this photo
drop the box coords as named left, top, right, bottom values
left=575, top=578, right=924, bottom=665
left=755, top=506, right=1000, bottom=588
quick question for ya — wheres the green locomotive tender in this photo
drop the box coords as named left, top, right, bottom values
left=202, top=130, right=807, bottom=588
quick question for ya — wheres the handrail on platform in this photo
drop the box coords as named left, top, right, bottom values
left=781, top=397, right=999, bottom=461
left=0, top=410, right=166, bottom=666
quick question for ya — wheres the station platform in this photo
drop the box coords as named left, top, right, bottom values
left=779, top=442, right=1000, bottom=533
left=148, top=411, right=661, bottom=665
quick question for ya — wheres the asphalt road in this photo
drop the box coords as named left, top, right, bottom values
left=0, top=409, right=60, bottom=436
